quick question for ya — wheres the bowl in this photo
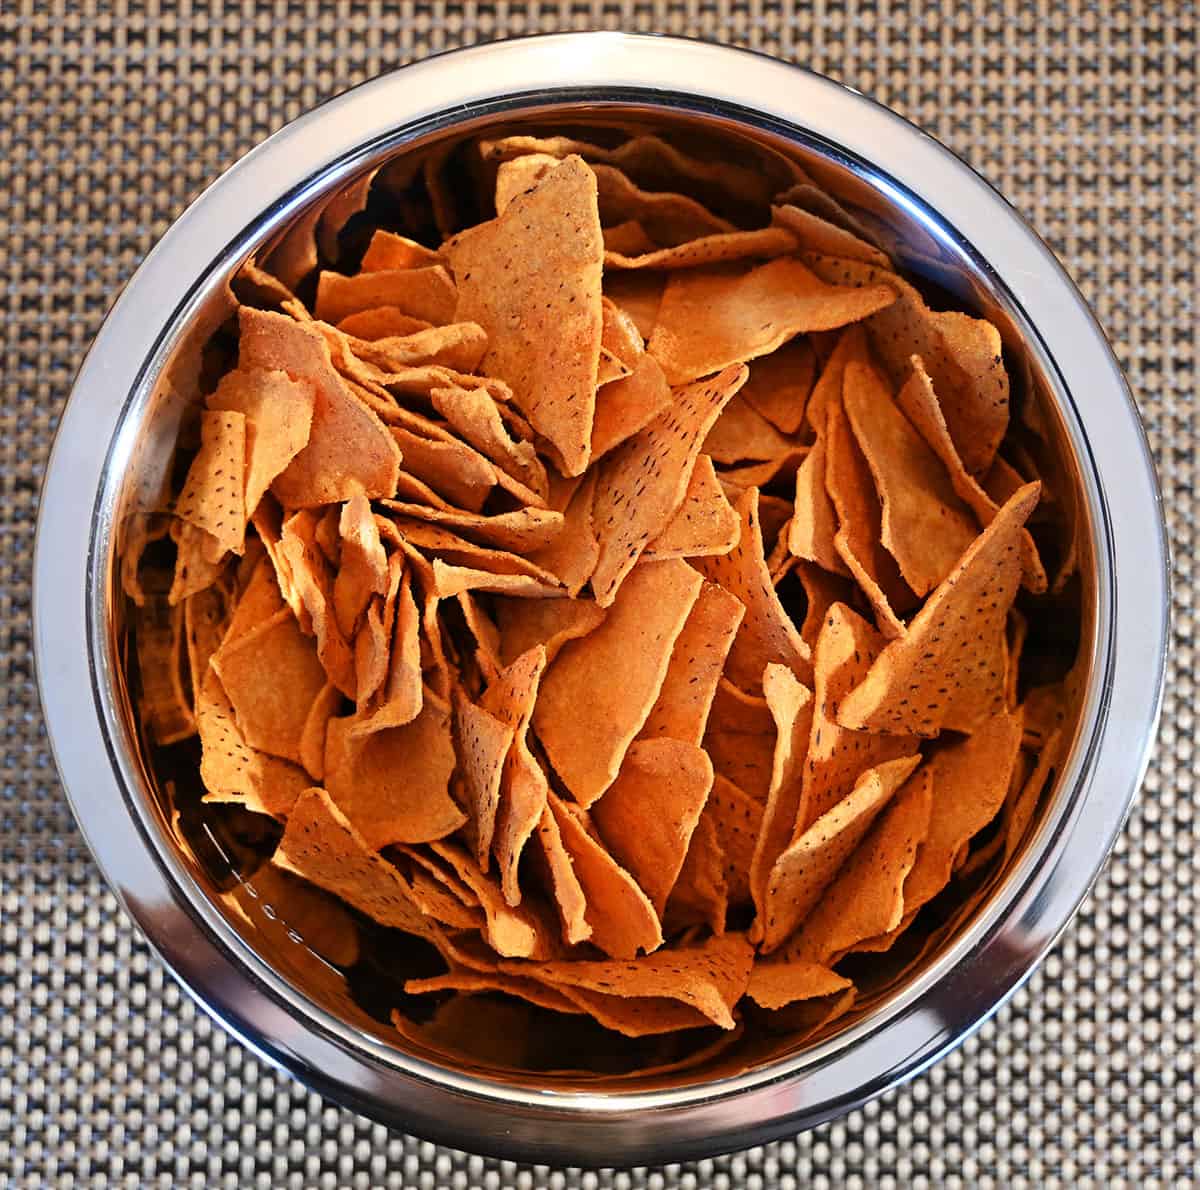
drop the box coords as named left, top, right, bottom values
left=34, top=33, right=1169, bottom=1165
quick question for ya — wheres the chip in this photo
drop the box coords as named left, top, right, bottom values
left=644, top=455, right=740, bottom=561
left=739, top=337, right=817, bottom=435
left=174, top=409, right=246, bottom=559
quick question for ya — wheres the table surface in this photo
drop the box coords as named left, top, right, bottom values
left=2, top=3, right=1195, bottom=1186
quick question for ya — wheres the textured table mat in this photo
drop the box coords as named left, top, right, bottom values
left=2, top=3, right=1195, bottom=1185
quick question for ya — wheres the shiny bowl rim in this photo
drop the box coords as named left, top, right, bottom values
left=34, top=33, right=1169, bottom=1164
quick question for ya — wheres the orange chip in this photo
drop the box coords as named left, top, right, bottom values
left=759, top=753, right=921, bottom=951
left=456, top=590, right=503, bottom=681
left=332, top=494, right=389, bottom=638
left=703, top=392, right=796, bottom=465
left=591, top=161, right=736, bottom=245
left=207, top=367, right=316, bottom=521
left=360, top=229, right=442, bottom=272
left=379, top=500, right=564, bottom=553
left=183, top=582, right=230, bottom=707
left=602, top=219, right=657, bottom=256
left=644, top=455, right=740, bottom=561
left=837, top=484, right=1040, bottom=736
left=452, top=690, right=516, bottom=869
left=591, top=738, right=714, bottom=913
left=175, top=409, right=246, bottom=558
left=591, top=354, right=674, bottom=461
left=387, top=425, right=496, bottom=514
left=825, top=386, right=913, bottom=637
left=429, top=560, right=563, bottom=600
left=545, top=793, right=663, bottom=959
left=897, top=356, right=1047, bottom=592
left=324, top=697, right=464, bottom=848
left=745, top=959, right=852, bottom=1010
left=404, top=969, right=582, bottom=1016
left=795, top=603, right=919, bottom=833
left=591, top=365, right=748, bottom=606
left=534, top=801, right=593, bottom=946
left=739, top=337, right=817, bottom=435
left=842, top=359, right=978, bottom=596
left=603, top=272, right=665, bottom=340
left=493, top=594, right=607, bottom=669
left=600, top=296, right=644, bottom=372
left=273, top=788, right=435, bottom=935
left=503, top=932, right=754, bottom=1032
left=788, top=434, right=849, bottom=577
left=525, top=471, right=601, bottom=597
left=351, top=565, right=424, bottom=736
left=639, top=580, right=744, bottom=746
left=336, top=307, right=433, bottom=340
left=771, top=202, right=892, bottom=269
left=335, top=322, right=489, bottom=375
left=534, top=559, right=702, bottom=806
left=604, top=226, right=798, bottom=271
left=748, top=664, right=814, bottom=927
left=211, top=608, right=328, bottom=766
left=703, top=773, right=765, bottom=907
left=703, top=726, right=776, bottom=804
left=224, top=550, right=288, bottom=641
left=695, top=486, right=812, bottom=692
left=648, top=257, right=896, bottom=385
left=783, top=766, right=932, bottom=964
left=803, top=254, right=1008, bottom=475
left=299, top=681, right=340, bottom=781
left=447, top=156, right=604, bottom=476
left=718, top=448, right=808, bottom=495
left=314, top=265, right=458, bottom=326
left=430, top=384, right=549, bottom=501
left=383, top=521, right=562, bottom=588
left=238, top=309, right=400, bottom=507
left=901, top=710, right=1023, bottom=914
left=663, top=810, right=729, bottom=936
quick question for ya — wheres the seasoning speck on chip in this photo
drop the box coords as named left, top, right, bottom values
left=127, top=124, right=1075, bottom=1066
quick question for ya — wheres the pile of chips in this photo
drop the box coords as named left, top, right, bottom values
left=128, top=128, right=1078, bottom=1058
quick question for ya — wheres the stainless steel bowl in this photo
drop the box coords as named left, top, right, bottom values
left=34, top=33, right=1169, bottom=1165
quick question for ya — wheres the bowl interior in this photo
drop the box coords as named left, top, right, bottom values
left=101, top=99, right=1095, bottom=1094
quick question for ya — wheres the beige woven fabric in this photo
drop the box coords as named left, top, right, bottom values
left=2, top=3, right=1195, bottom=1185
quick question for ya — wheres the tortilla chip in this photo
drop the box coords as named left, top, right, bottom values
left=837, top=483, right=1040, bottom=735
left=718, top=448, right=808, bottom=494
left=493, top=594, right=607, bottom=670
left=207, top=367, right=316, bottom=521
left=787, top=434, right=846, bottom=576
left=534, top=559, right=703, bottom=806
left=695, top=486, right=812, bottom=691
left=603, top=219, right=658, bottom=256
left=336, top=307, right=433, bottom=340
left=225, top=550, right=287, bottom=641
left=747, top=664, right=814, bottom=927
left=298, top=681, right=340, bottom=781
left=644, top=455, right=740, bottom=561
left=803, top=254, right=1008, bottom=474
left=604, top=272, right=665, bottom=340
left=324, top=698, right=464, bottom=848
left=843, top=359, right=978, bottom=595
left=332, top=322, right=489, bottom=375
left=591, top=365, right=748, bottom=606
left=901, top=710, right=1023, bottom=914
left=525, top=471, right=600, bottom=596
left=639, top=581, right=745, bottom=745
left=332, top=494, right=389, bottom=638
left=897, top=356, right=1047, bottom=592
left=183, top=581, right=230, bottom=706
left=403, top=969, right=581, bottom=1016
left=351, top=566, right=423, bottom=735
left=452, top=690, right=516, bottom=868
left=314, top=265, right=457, bottom=326
left=745, top=959, right=852, bottom=1010
left=591, top=354, right=674, bottom=462
left=504, top=932, right=753, bottom=1031
left=379, top=501, right=563, bottom=553
left=601, top=296, right=645, bottom=370
left=546, top=793, right=663, bottom=959
left=238, top=309, right=400, bottom=507
left=783, top=767, right=932, bottom=963
left=648, top=258, right=896, bottom=385
left=739, top=337, right=817, bottom=435
left=795, top=602, right=919, bottom=833
left=604, top=226, right=797, bottom=271
left=825, top=388, right=912, bottom=637
left=771, top=203, right=892, bottom=268
left=704, top=773, right=765, bottom=906
left=758, top=753, right=921, bottom=951
left=428, top=560, right=563, bottom=600
left=703, top=392, right=795, bottom=465
left=447, top=156, right=604, bottom=476
left=534, top=802, right=593, bottom=946
left=663, top=810, right=729, bottom=935
left=703, top=726, right=776, bottom=805
left=175, top=410, right=246, bottom=558
left=210, top=609, right=328, bottom=766
left=591, top=738, right=714, bottom=913
left=387, top=426, right=495, bottom=514
left=360, top=229, right=442, bottom=271
left=591, top=161, right=736, bottom=244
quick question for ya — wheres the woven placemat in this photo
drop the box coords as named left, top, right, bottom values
left=2, top=3, right=1195, bottom=1185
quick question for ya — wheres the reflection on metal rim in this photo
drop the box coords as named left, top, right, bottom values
left=34, top=33, right=1168, bottom=1165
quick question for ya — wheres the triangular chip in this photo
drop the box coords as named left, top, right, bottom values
left=591, top=354, right=674, bottom=460
left=694, top=486, right=812, bottom=691
left=648, top=257, right=896, bottom=385
left=639, top=580, right=745, bottom=746
left=795, top=603, right=918, bottom=833
left=525, top=471, right=600, bottom=597
left=379, top=500, right=563, bottom=553
left=175, top=410, right=246, bottom=558
left=534, top=801, right=593, bottom=946
left=604, top=226, right=797, bottom=271
left=546, top=793, right=663, bottom=959
left=591, top=364, right=748, bottom=606
left=783, top=766, right=932, bottom=963
left=604, top=272, right=665, bottom=340
left=745, top=959, right=852, bottom=1010
left=324, top=698, right=464, bottom=848
left=336, top=307, right=433, bottom=340
left=787, top=433, right=846, bottom=576
left=207, top=367, right=315, bottom=520
left=842, top=359, right=977, bottom=596
left=314, top=265, right=457, bottom=325
left=494, top=594, right=607, bottom=668
left=602, top=219, right=657, bottom=256
left=838, top=483, right=1040, bottom=735
left=332, top=494, right=389, bottom=638
left=533, top=559, right=703, bottom=806
left=238, top=308, right=400, bottom=507
left=758, top=753, right=921, bottom=951
left=452, top=690, right=516, bottom=869
left=663, top=810, right=729, bottom=936
left=703, top=393, right=795, bottom=465
left=770, top=202, right=892, bottom=268
left=644, top=455, right=740, bottom=561
left=447, top=156, right=603, bottom=476
left=739, top=337, right=817, bottom=435
left=360, top=229, right=442, bottom=271
left=591, top=738, right=715, bottom=913
left=1003, top=729, right=1061, bottom=863
left=703, top=773, right=765, bottom=907
left=351, top=565, right=423, bottom=735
